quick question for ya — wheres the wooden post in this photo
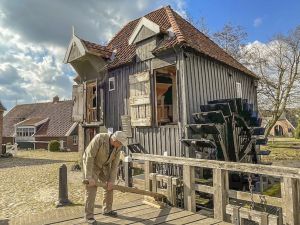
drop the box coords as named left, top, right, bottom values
left=56, top=164, right=71, bottom=207
left=144, top=160, right=153, bottom=191
left=78, top=124, right=84, bottom=167
left=183, top=165, right=196, bottom=212
left=172, top=177, right=179, bottom=206
left=124, top=156, right=133, bottom=187
left=213, top=168, right=228, bottom=221
left=167, top=176, right=173, bottom=203
left=150, top=173, right=157, bottom=192
left=281, top=177, right=299, bottom=225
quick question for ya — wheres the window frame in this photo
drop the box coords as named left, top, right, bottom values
left=236, top=82, right=242, bottom=98
left=72, top=135, right=78, bottom=145
left=108, top=77, right=115, bottom=91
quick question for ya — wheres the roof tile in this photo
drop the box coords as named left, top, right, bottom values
left=3, top=100, right=73, bottom=137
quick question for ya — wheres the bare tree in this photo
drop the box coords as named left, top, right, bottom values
left=213, top=23, right=248, bottom=61
left=243, top=26, right=300, bottom=137
left=186, top=13, right=210, bottom=36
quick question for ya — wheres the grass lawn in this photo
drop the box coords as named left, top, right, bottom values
left=261, top=137, right=300, bottom=162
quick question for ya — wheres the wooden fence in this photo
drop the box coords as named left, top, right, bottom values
left=131, top=153, right=300, bottom=225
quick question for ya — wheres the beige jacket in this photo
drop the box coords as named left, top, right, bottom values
left=83, top=133, right=121, bottom=182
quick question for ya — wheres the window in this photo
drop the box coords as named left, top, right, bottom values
left=16, top=127, right=35, bottom=136
left=236, top=82, right=242, bottom=98
left=73, top=135, right=78, bottom=145
left=155, top=66, right=178, bottom=125
left=128, top=65, right=178, bottom=127
left=86, top=80, right=104, bottom=123
left=109, top=77, right=115, bottom=91
left=29, top=128, right=34, bottom=136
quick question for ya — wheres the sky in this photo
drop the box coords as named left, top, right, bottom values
left=0, top=0, right=299, bottom=111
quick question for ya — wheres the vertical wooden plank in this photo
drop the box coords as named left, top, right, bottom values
left=149, top=128, right=153, bottom=155
left=281, top=177, right=299, bottom=225
left=213, top=168, right=228, bottom=221
left=151, top=173, right=157, bottom=192
left=183, top=165, right=196, bottom=212
left=171, top=177, right=178, bottom=206
left=185, top=55, right=193, bottom=122
left=170, top=127, right=175, bottom=156
left=144, top=160, right=153, bottom=191
left=190, top=55, right=198, bottom=113
left=167, top=176, right=173, bottom=203
left=197, top=55, right=204, bottom=106
left=232, top=206, right=241, bottom=225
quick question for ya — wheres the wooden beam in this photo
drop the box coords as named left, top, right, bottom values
left=213, top=169, right=228, bottom=221
left=183, top=165, right=196, bottom=212
left=132, top=154, right=300, bottom=179
left=281, top=177, right=299, bottom=225
left=194, top=184, right=214, bottom=194
left=227, top=190, right=282, bottom=208
left=144, top=160, right=153, bottom=191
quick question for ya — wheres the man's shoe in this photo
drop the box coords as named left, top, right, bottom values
left=103, top=211, right=118, bottom=217
left=86, top=218, right=97, bottom=225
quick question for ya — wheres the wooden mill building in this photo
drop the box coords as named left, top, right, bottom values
left=64, top=6, right=258, bottom=156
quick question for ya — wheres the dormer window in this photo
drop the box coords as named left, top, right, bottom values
left=128, top=17, right=160, bottom=45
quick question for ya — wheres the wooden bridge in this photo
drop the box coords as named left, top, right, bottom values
left=14, top=153, right=299, bottom=225
left=129, top=153, right=300, bottom=225
left=50, top=200, right=230, bottom=225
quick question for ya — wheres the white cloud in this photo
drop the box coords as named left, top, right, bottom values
left=0, top=0, right=187, bottom=111
left=253, top=17, right=262, bottom=27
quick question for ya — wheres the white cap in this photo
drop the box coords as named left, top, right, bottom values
left=111, top=131, right=128, bottom=147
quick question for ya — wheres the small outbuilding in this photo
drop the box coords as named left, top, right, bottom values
left=3, top=97, right=79, bottom=151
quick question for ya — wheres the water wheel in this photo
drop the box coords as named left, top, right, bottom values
left=182, top=98, right=268, bottom=163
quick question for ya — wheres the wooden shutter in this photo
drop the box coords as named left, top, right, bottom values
left=129, top=71, right=152, bottom=126
left=121, top=115, right=132, bottom=137
left=72, top=84, right=84, bottom=122
left=96, top=79, right=104, bottom=124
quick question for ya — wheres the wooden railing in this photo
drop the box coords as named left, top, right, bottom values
left=131, top=153, right=300, bottom=225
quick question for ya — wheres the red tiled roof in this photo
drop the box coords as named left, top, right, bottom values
left=81, top=39, right=112, bottom=59
left=76, top=6, right=257, bottom=78
left=3, top=100, right=74, bottom=137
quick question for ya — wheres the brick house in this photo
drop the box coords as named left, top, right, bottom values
left=2, top=97, right=78, bottom=151
left=0, top=101, right=6, bottom=149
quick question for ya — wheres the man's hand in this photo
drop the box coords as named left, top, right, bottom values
left=87, top=178, right=96, bottom=187
left=107, top=181, right=114, bottom=191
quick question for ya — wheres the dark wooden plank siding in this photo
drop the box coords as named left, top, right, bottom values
left=105, top=55, right=183, bottom=156
left=104, top=50, right=256, bottom=157
left=183, top=53, right=257, bottom=123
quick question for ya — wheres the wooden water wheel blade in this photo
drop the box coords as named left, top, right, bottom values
left=235, top=115, right=250, bottom=130
left=249, top=117, right=262, bottom=127
left=253, top=136, right=268, bottom=145
left=208, top=98, right=238, bottom=113
left=256, top=150, right=271, bottom=155
left=252, top=127, right=265, bottom=135
left=181, top=138, right=217, bottom=148
left=187, top=124, right=220, bottom=135
left=200, top=103, right=232, bottom=116
left=192, top=111, right=226, bottom=124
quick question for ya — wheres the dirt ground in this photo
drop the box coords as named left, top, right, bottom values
left=0, top=150, right=140, bottom=220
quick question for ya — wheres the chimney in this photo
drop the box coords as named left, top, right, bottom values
left=0, top=101, right=6, bottom=148
left=53, top=96, right=59, bottom=103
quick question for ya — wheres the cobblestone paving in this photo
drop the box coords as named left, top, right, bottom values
left=0, top=150, right=141, bottom=222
